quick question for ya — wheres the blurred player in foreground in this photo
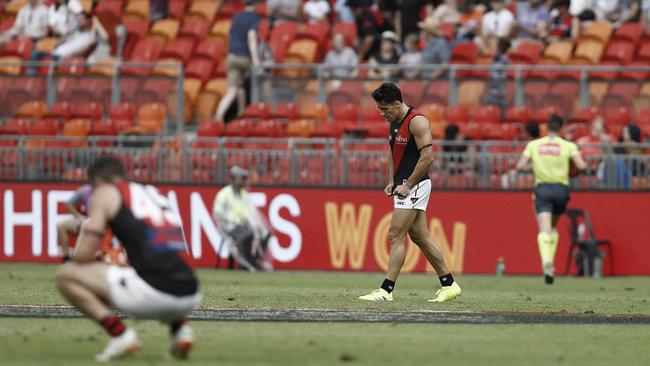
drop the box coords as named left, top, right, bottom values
left=57, top=184, right=92, bottom=259
left=359, top=83, right=461, bottom=302
left=515, top=115, right=587, bottom=284
left=56, top=157, right=202, bottom=361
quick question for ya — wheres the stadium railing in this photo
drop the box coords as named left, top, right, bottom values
left=0, top=60, right=185, bottom=132
left=1, top=135, right=648, bottom=191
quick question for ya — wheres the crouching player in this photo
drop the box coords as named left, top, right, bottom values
left=56, top=156, right=202, bottom=361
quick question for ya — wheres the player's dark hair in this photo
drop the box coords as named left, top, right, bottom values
left=88, top=156, right=127, bottom=182
left=371, top=83, right=403, bottom=104
left=547, top=114, right=564, bottom=132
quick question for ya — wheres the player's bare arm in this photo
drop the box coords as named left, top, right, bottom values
left=73, top=185, right=121, bottom=263
left=393, top=116, right=434, bottom=197
left=385, top=153, right=394, bottom=196
left=515, top=154, right=531, bottom=171
left=64, top=202, right=86, bottom=221
left=571, top=154, right=587, bottom=171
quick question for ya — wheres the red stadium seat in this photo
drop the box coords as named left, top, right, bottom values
left=619, top=60, right=649, bottom=81
left=534, top=105, right=563, bottom=123
left=123, top=37, right=162, bottom=75
left=168, top=0, right=189, bottom=19
left=332, top=103, right=359, bottom=125
left=74, top=102, right=104, bottom=120
left=16, top=100, right=46, bottom=118
left=296, top=21, right=329, bottom=50
left=271, top=102, right=299, bottom=120
left=445, top=105, right=470, bottom=124
left=160, top=37, right=196, bottom=64
left=2, top=118, right=31, bottom=135
left=399, top=80, right=425, bottom=105
left=425, top=80, right=450, bottom=105
left=612, top=23, right=642, bottom=44
left=217, top=1, right=245, bottom=18
left=604, top=106, right=633, bottom=126
left=178, top=19, right=211, bottom=41
left=571, top=106, right=602, bottom=123
left=269, top=21, right=299, bottom=62
left=95, top=0, right=125, bottom=18
left=509, top=41, right=542, bottom=64
left=1, top=38, right=33, bottom=60
left=224, top=119, right=254, bottom=137
left=110, top=102, right=137, bottom=122
left=197, top=120, right=225, bottom=137
left=193, top=38, right=226, bottom=62
left=474, top=105, right=501, bottom=124
left=90, top=119, right=118, bottom=136
left=30, top=118, right=58, bottom=136
left=124, top=19, right=150, bottom=39
left=251, top=119, right=285, bottom=137
left=360, top=105, right=383, bottom=124
left=240, top=103, right=271, bottom=120
left=450, top=42, right=478, bottom=77
left=523, top=81, right=552, bottom=110
left=185, top=59, right=214, bottom=84
left=602, top=40, right=635, bottom=64
left=504, top=106, right=532, bottom=124
left=43, top=101, right=73, bottom=126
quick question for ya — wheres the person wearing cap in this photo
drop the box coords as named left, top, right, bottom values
left=212, top=166, right=259, bottom=272
left=368, top=31, right=400, bottom=79
left=347, top=0, right=385, bottom=61
left=418, top=17, right=451, bottom=80
left=214, top=0, right=261, bottom=122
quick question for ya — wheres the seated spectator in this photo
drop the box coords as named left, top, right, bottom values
left=609, top=124, right=645, bottom=188
left=515, top=0, right=550, bottom=40
left=215, top=0, right=261, bottom=122
left=395, top=0, right=435, bottom=40
left=526, top=122, right=541, bottom=140
left=479, top=0, right=515, bottom=54
left=418, top=17, right=450, bottom=79
left=399, top=33, right=423, bottom=79
left=576, top=116, right=616, bottom=157
left=48, top=0, right=83, bottom=37
left=0, top=0, right=49, bottom=47
left=268, top=0, right=301, bottom=23
left=482, top=38, right=510, bottom=114
left=348, top=0, right=384, bottom=61
left=323, top=32, right=358, bottom=79
left=547, top=0, right=579, bottom=41
left=303, top=0, right=330, bottom=23
left=368, top=31, right=400, bottom=79
left=30, top=11, right=95, bottom=69
left=571, top=0, right=619, bottom=20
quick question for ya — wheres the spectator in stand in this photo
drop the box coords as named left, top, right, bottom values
left=418, top=17, right=451, bottom=79
left=303, top=0, right=330, bottom=23
left=395, top=0, right=435, bottom=41
left=399, top=33, right=423, bottom=79
left=514, top=0, right=550, bottom=40
left=368, top=30, right=400, bottom=79
left=526, top=122, right=541, bottom=140
left=215, top=0, right=260, bottom=122
left=48, top=0, right=83, bottom=38
left=347, top=0, right=384, bottom=61
left=268, top=0, right=301, bottom=23
left=482, top=38, right=510, bottom=115
left=323, top=32, right=358, bottom=78
left=479, top=0, right=515, bottom=54
left=0, top=0, right=49, bottom=47
left=547, top=0, right=579, bottom=41
left=334, top=0, right=355, bottom=22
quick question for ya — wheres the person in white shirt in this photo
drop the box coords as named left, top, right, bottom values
left=52, top=11, right=96, bottom=58
left=48, top=0, right=83, bottom=37
left=323, top=32, right=358, bottom=78
left=480, top=0, right=515, bottom=54
left=303, top=0, right=330, bottom=23
left=0, top=0, right=49, bottom=46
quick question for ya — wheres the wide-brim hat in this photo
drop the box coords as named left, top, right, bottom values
left=417, top=17, right=442, bottom=36
left=381, top=30, right=399, bottom=43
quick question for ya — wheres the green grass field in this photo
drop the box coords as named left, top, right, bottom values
left=1, top=263, right=650, bottom=366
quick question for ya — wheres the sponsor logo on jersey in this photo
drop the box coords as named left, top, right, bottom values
left=395, top=136, right=408, bottom=144
left=538, top=143, right=561, bottom=156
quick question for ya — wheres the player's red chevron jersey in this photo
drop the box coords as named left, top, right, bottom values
left=389, top=107, right=429, bottom=187
left=108, top=181, right=198, bottom=296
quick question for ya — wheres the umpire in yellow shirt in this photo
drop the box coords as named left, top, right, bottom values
left=516, top=115, right=587, bottom=284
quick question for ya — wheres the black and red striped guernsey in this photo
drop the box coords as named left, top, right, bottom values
left=389, top=107, right=428, bottom=187
left=108, top=181, right=198, bottom=296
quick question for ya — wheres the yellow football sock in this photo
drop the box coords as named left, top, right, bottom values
left=537, top=232, right=552, bottom=267
left=549, top=230, right=559, bottom=263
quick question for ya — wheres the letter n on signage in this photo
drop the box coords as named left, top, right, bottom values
left=324, top=202, right=372, bottom=269
left=428, top=218, right=466, bottom=273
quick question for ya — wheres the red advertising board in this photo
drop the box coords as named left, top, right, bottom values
left=0, top=183, right=648, bottom=275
